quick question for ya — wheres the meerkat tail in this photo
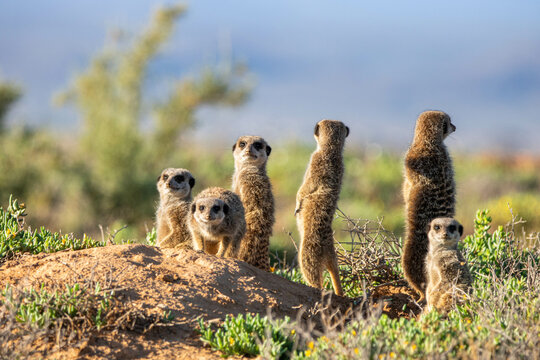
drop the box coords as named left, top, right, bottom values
left=326, top=255, right=344, bottom=296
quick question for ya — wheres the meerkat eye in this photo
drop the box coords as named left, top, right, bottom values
left=162, top=174, right=169, bottom=181
left=253, top=142, right=263, bottom=151
left=434, top=225, right=441, bottom=231
left=199, top=205, right=205, bottom=211
left=173, top=175, right=184, bottom=183
left=443, top=121, right=448, bottom=134
left=448, top=225, right=456, bottom=233
left=212, top=205, right=221, bottom=213
left=239, top=141, right=246, bottom=148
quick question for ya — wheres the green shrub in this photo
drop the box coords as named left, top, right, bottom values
left=294, top=210, right=539, bottom=359
left=1, top=283, right=113, bottom=330
left=0, top=196, right=105, bottom=261
left=198, top=313, right=297, bottom=359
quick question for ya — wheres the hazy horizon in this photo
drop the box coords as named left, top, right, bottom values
left=1, top=1, right=539, bottom=153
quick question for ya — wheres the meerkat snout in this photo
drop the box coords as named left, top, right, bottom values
left=428, top=218, right=463, bottom=247
left=191, top=198, right=228, bottom=224
left=233, top=137, right=272, bottom=165
left=157, top=168, right=195, bottom=198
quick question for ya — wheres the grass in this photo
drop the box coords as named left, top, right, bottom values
left=1, top=194, right=539, bottom=359
left=0, top=195, right=105, bottom=262
left=198, top=313, right=297, bottom=359
left=199, top=210, right=540, bottom=359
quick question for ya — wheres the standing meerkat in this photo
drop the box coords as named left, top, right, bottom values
left=402, top=110, right=456, bottom=300
left=425, top=218, right=472, bottom=314
left=295, top=119, right=349, bottom=296
left=156, top=168, right=196, bottom=249
left=188, top=187, right=246, bottom=258
left=232, top=135, right=275, bottom=271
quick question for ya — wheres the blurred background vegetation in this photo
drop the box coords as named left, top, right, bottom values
left=1, top=4, right=539, bottom=255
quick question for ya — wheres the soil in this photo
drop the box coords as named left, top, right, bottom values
left=0, top=244, right=421, bottom=359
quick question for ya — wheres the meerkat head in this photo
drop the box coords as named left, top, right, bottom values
left=314, top=119, right=349, bottom=147
left=191, top=197, right=229, bottom=227
left=414, top=111, right=456, bottom=144
left=232, top=135, right=272, bottom=167
left=157, top=168, right=195, bottom=200
left=427, top=217, right=464, bottom=249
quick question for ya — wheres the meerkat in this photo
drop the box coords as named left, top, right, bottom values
left=295, top=119, right=349, bottom=296
left=155, top=168, right=196, bottom=249
left=425, top=218, right=472, bottom=314
left=188, top=187, right=246, bottom=258
left=232, top=135, right=275, bottom=271
left=402, top=110, right=456, bottom=300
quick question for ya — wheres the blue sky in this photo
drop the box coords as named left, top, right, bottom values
left=1, top=1, right=539, bottom=152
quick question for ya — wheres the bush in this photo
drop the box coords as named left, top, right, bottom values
left=294, top=210, right=540, bottom=359
left=0, top=196, right=105, bottom=262
left=198, top=313, right=298, bottom=359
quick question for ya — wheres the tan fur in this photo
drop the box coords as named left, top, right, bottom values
left=188, top=187, right=246, bottom=258
left=295, top=119, right=349, bottom=296
left=425, top=218, right=472, bottom=314
left=156, top=168, right=195, bottom=249
left=232, top=136, right=275, bottom=271
left=402, top=110, right=456, bottom=300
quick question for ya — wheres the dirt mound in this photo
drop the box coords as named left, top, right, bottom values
left=0, top=244, right=420, bottom=359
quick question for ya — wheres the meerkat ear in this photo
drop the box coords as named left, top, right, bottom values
left=314, top=123, right=320, bottom=137
left=232, top=143, right=236, bottom=152
left=157, top=175, right=161, bottom=182
left=223, top=203, right=229, bottom=215
left=458, top=224, right=464, bottom=237
left=266, top=145, right=272, bottom=156
left=345, top=126, right=350, bottom=137
left=189, top=177, right=195, bottom=188
left=425, top=223, right=431, bottom=233
left=191, top=203, right=196, bottom=213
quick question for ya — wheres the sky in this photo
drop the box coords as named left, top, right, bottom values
left=1, top=1, right=540, bottom=153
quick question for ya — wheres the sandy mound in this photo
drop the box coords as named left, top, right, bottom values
left=0, top=244, right=420, bottom=359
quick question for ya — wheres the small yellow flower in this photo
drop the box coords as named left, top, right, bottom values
left=270, top=266, right=275, bottom=272
left=459, top=344, right=465, bottom=350
left=320, top=336, right=328, bottom=342
left=354, top=347, right=359, bottom=355
left=5, top=229, right=11, bottom=236
left=390, top=352, right=396, bottom=358
left=403, top=341, right=408, bottom=346
left=229, top=337, right=234, bottom=345
left=305, top=350, right=312, bottom=356
left=378, top=355, right=385, bottom=359
left=62, top=238, right=67, bottom=245
left=291, top=329, right=296, bottom=335
left=460, top=262, right=465, bottom=265
left=477, top=326, right=482, bottom=331
left=466, top=319, right=472, bottom=324
left=351, top=329, right=357, bottom=336
left=411, top=344, right=417, bottom=351
left=308, top=341, right=314, bottom=349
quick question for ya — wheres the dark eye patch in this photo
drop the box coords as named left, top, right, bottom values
left=448, top=225, right=456, bottom=233
left=254, top=142, right=263, bottom=150
left=173, top=175, right=184, bottom=183
left=212, top=205, right=221, bottom=213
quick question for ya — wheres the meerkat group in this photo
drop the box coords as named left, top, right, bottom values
left=154, top=110, right=472, bottom=311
